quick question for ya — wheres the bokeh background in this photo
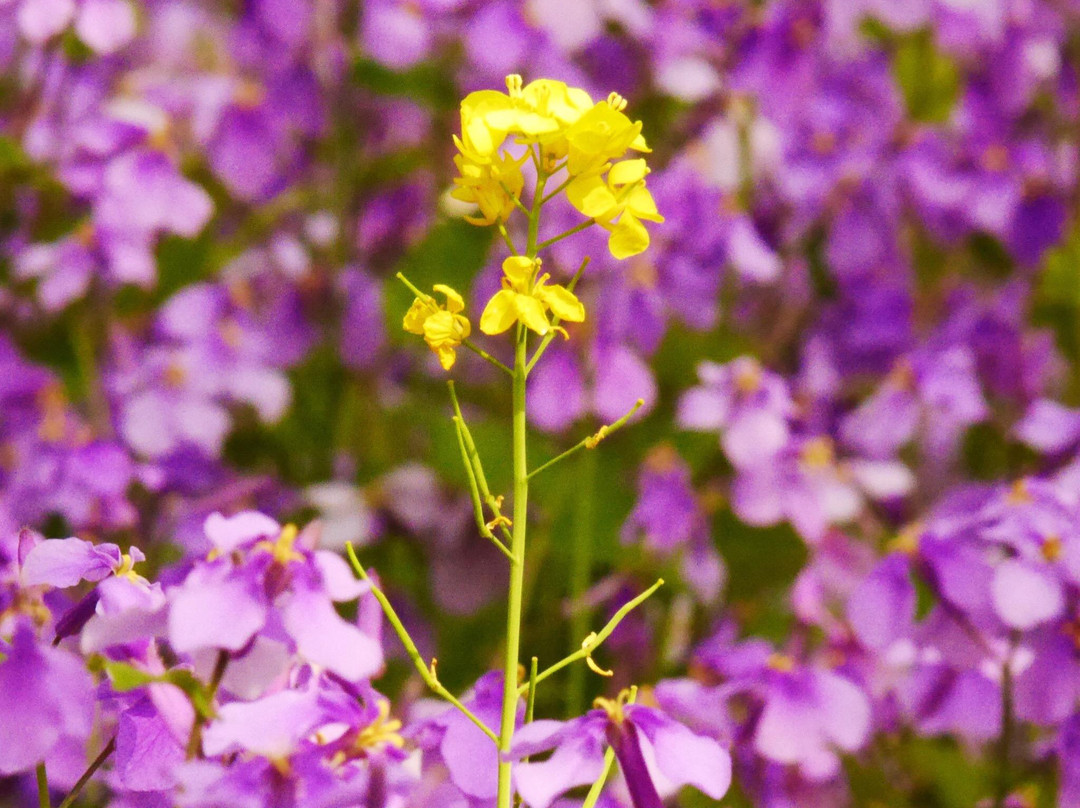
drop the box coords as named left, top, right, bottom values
left=4, top=1, right=1080, bottom=806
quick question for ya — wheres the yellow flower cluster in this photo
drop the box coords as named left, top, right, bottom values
left=451, top=75, right=663, bottom=259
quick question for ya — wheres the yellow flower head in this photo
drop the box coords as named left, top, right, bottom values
left=403, top=284, right=471, bottom=370
left=566, top=158, right=664, bottom=259
left=480, top=257, right=585, bottom=337
left=564, top=93, right=650, bottom=177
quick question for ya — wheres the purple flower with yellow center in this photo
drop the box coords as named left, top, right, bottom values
left=507, top=688, right=731, bottom=808
left=732, top=434, right=913, bottom=543
left=166, top=513, right=383, bottom=684
left=677, top=356, right=794, bottom=470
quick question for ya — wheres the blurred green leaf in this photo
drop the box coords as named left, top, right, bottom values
left=893, top=30, right=962, bottom=123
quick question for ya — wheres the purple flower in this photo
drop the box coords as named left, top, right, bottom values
left=410, top=670, right=514, bottom=803
left=678, top=357, right=793, bottom=469
left=508, top=690, right=731, bottom=808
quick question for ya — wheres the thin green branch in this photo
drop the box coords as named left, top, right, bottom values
left=500, top=181, right=532, bottom=216
left=540, top=173, right=573, bottom=205
left=454, top=417, right=516, bottom=562
left=527, top=398, right=645, bottom=480
left=516, top=580, right=664, bottom=697
left=448, top=382, right=514, bottom=546
left=395, top=271, right=428, bottom=301
left=346, top=544, right=500, bottom=746
left=536, top=219, right=594, bottom=252
left=36, top=762, right=49, bottom=808
left=57, top=737, right=116, bottom=808
left=462, top=340, right=514, bottom=376
left=498, top=224, right=519, bottom=256
left=525, top=657, right=539, bottom=724
left=525, top=257, right=589, bottom=374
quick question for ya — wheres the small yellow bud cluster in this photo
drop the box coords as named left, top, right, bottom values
left=451, top=74, right=663, bottom=260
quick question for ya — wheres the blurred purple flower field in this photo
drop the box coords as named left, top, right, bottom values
left=3, top=1, right=1080, bottom=807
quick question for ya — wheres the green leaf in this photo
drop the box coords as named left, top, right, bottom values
left=104, top=662, right=215, bottom=718
left=104, top=660, right=158, bottom=692
left=893, top=30, right=962, bottom=124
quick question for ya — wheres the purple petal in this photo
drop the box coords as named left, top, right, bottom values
left=282, top=586, right=383, bottom=681
left=1015, top=400, right=1080, bottom=454
left=593, top=345, right=656, bottom=424
left=74, top=0, right=136, bottom=53
left=514, top=730, right=606, bottom=808
left=17, top=0, right=75, bottom=43
left=991, top=559, right=1064, bottom=629
left=21, top=538, right=120, bottom=588
left=202, top=688, right=322, bottom=758
left=115, top=697, right=184, bottom=792
left=629, top=707, right=732, bottom=800
left=203, top=511, right=281, bottom=553
left=168, top=565, right=267, bottom=653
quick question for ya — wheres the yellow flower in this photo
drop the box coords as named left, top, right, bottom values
left=480, top=257, right=585, bottom=336
left=451, top=149, right=528, bottom=226
left=403, top=284, right=471, bottom=370
left=563, top=93, right=650, bottom=177
left=457, top=75, right=593, bottom=163
left=566, top=158, right=663, bottom=259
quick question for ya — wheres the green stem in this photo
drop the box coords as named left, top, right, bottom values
left=345, top=544, right=500, bottom=745
left=462, top=340, right=514, bottom=376
left=448, top=382, right=513, bottom=546
left=186, top=649, right=229, bottom=758
left=57, top=737, right=116, bottom=808
left=496, top=325, right=530, bottom=808
left=566, top=446, right=597, bottom=716
left=525, top=657, right=539, bottom=725
left=582, top=749, right=616, bottom=808
left=394, top=272, right=428, bottom=300
left=453, top=416, right=515, bottom=562
left=498, top=224, right=519, bottom=256
left=496, top=155, right=548, bottom=808
left=994, top=638, right=1017, bottom=808
left=535, top=219, right=594, bottom=252
left=527, top=398, right=645, bottom=479
left=36, top=762, right=49, bottom=808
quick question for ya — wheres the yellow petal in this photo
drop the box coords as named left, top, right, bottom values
left=624, top=184, right=664, bottom=223
left=537, top=284, right=585, bottom=322
left=480, top=289, right=520, bottom=335
left=566, top=175, right=617, bottom=219
left=629, top=132, right=651, bottom=153
left=403, top=298, right=431, bottom=334
left=423, top=310, right=464, bottom=345
left=609, top=214, right=650, bottom=260
left=434, top=345, right=457, bottom=370
left=502, top=256, right=537, bottom=289
left=513, top=295, right=551, bottom=335
left=608, top=159, right=648, bottom=186
left=433, top=284, right=465, bottom=313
